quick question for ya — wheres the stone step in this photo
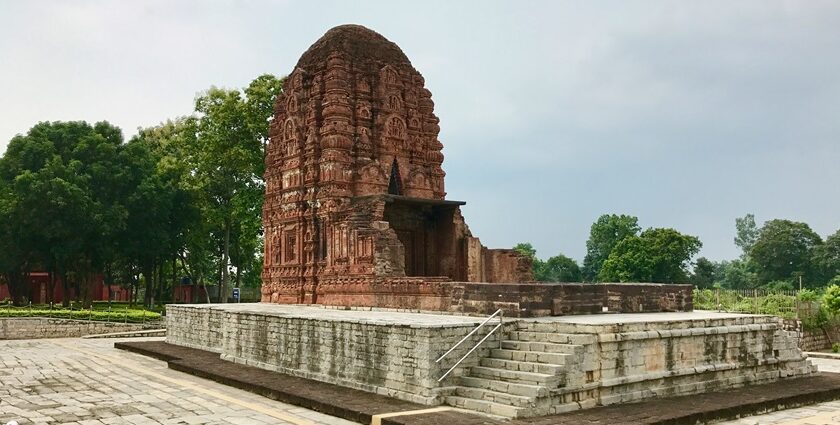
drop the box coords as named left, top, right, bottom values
left=501, top=340, right=582, bottom=354
left=469, top=366, right=562, bottom=387
left=454, top=385, right=537, bottom=407
left=490, top=348, right=570, bottom=365
left=445, top=395, right=529, bottom=418
left=459, top=375, right=549, bottom=397
left=508, top=331, right=596, bottom=345
left=480, top=357, right=565, bottom=375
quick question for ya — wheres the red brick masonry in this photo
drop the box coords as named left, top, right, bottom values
left=313, top=282, right=693, bottom=318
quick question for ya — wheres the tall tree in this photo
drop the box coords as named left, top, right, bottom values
left=188, top=75, right=282, bottom=300
left=582, top=214, right=640, bottom=282
left=690, top=257, right=719, bottom=288
left=539, top=254, right=582, bottom=282
left=599, top=228, right=701, bottom=283
left=813, top=229, right=840, bottom=285
left=734, top=214, right=759, bottom=258
left=749, top=219, right=822, bottom=286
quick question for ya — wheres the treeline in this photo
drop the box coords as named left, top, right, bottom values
left=517, top=213, right=840, bottom=288
left=691, top=214, right=840, bottom=290
left=516, top=214, right=701, bottom=283
left=0, top=75, right=283, bottom=307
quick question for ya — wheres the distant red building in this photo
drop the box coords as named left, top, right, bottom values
left=0, top=272, right=129, bottom=303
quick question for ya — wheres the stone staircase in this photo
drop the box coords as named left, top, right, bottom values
left=445, top=324, right=595, bottom=418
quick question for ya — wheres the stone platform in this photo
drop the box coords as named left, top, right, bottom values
left=166, top=304, right=815, bottom=418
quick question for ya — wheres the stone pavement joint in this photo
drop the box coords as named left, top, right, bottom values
left=118, top=340, right=840, bottom=425
left=0, top=337, right=357, bottom=425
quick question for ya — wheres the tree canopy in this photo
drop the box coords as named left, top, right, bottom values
left=0, top=74, right=283, bottom=306
left=599, top=228, right=702, bottom=283
left=582, top=214, right=640, bottom=282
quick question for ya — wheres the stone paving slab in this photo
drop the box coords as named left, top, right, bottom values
left=118, top=340, right=840, bottom=425
left=0, top=337, right=358, bottom=425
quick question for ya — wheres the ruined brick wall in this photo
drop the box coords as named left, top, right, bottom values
left=452, top=283, right=693, bottom=317
left=482, top=249, right=534, bottom=283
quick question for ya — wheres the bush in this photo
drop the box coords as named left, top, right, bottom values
left=797, top=289, right=820, bottom=302
left=833, top=342, right=840, bottom=354
left=0, top=306, right=161, bottom=323
left=823, top=285, right=840, bottom=316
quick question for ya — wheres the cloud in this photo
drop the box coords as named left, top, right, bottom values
left=2, top=0, right=838, bottom=264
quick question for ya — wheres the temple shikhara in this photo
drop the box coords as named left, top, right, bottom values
left=261, top=25, right=532, bottom=309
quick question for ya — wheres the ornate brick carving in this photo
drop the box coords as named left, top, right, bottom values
left=262, top=25, right=532, bottom=307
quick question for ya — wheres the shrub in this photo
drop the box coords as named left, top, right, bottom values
left=797, top=289, right=820, bottom=302
left=0, top=307, right=161, bottom=323
left=833, top=342, right=840, bottom=354
left=823, top=285, right=840, bottom=316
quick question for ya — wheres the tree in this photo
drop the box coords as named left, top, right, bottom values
left=814, top=229, right=840, bottom=284
left=719, top=259, right=758, bottom=289
left=734, top=214, right=759, bottom=258
left=0, top=121, right=126, bottom=306
left=582, top=214, right=640, bottom=282
left=749, top=219, right=822, bottom=287
left=186, top=75, right=282, bottom=300
left=513, top=243, right=537, bottom=260
left=599, top=228, right=702, bottom=283
left=538, top=254, right=582, bottom=282
left=690, top=257, right=720, bottom=289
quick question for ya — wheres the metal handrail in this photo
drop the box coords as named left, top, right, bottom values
left=436, top=308, right=503, bottom=382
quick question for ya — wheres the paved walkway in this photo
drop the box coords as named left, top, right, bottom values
left=0, top=337, right=357, bottom=425
left=716, top=358, right=840, bottom=425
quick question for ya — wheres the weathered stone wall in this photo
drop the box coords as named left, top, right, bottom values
left=780, top=318, right=837, bottom=352
left=453, top=283, right=693, bottom=317
left=510, top=315, right=814, bottom=415
left=167, top=304, right=497, bottom=404
left=0, top=318, right=157, bottom=340
left=166, top=304, right=224, bottom=352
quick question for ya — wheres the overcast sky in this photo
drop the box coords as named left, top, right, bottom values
left=1, top=1, right=838, bottom=262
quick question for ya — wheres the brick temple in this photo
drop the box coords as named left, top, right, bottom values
left=261, top=25, right=692, bottom=316
left=261, top=25, right=533, bottom=309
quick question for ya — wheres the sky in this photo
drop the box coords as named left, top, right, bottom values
left=1, top=0, right=838, bottom=263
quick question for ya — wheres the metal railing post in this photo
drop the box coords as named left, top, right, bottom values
left=499, top=310, right=504, bottom=350
left=29, top=301, right=32, bottom=317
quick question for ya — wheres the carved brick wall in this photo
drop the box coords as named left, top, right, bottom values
left=261, top=25, right=533, bottom=308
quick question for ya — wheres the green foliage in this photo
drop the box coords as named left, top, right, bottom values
left=734, top=214, right=759, bottom=257
left=766, top=280, right=794, bottom=291
left=690, top=257, right=721, bottom=289
left=759, top=293, right=795, bottom=316
left=514, top=243, right=581, bottom=282
left=814, top=230, right=840, bottom=283
left=719, top=259, right=758, bottom=289
left=833, top=342, right=840, bottom=353
left=537, top=254, right=582, bottom=282
left=0, top=74, right=283, bottom=307
left=599, top=228, right=701, bottom=283
left=750, top=219, right=823, bottom=286
left=0, top=305, right=161, bottom=322
left=582, top=214, right=640, bottom=282
left=823, top=285, right=840, bottom=315
left=797, top=289, right=820, bottom=302
left=513, top=243, right=537, bottom=260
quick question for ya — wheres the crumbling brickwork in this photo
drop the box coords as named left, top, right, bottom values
left=261, top=25, right=533, bottom=307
